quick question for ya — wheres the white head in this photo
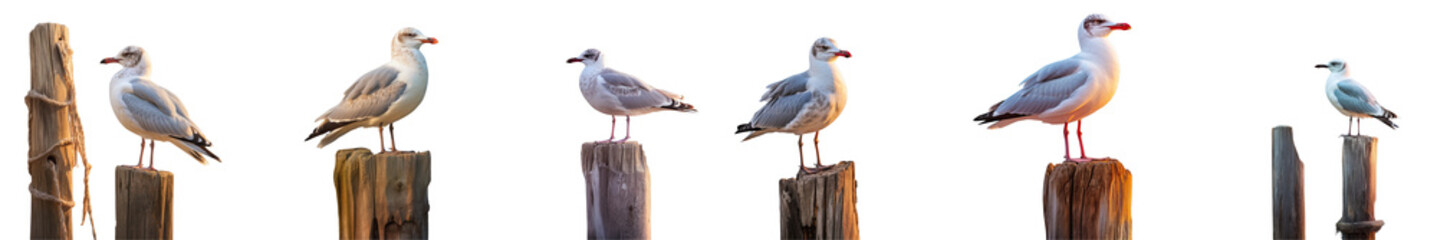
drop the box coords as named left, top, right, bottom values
left=392, top=27, right=438, bottom=49
left=567, top=48, right=603, bottom=66
left=100, top=45, right=147, bottom=68
left=810, top=37, right=852, bottom=62
left=1315, top=59, right=1349, bottom=74
left=1078, top=14, right=1131, bottom=39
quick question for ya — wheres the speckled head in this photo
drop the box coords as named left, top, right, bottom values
left=1080, top=14, right=1131, bottom=38
left=100, top=46, right=147, bottom=68
left=393, top=27, right=437, bottom=49
left=809, top=37, right=851, bottom=61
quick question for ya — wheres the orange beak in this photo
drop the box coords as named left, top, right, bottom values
left=1108, top=23, right=1132, bottom=30
left=100, top=57, right=120, bottom=64
left=421, top=37, right=439, bottom=44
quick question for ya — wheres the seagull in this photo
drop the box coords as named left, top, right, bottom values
left=566, top=49, right=697, bottom=142
left=973, top=14, right=1131, bottom=162
left=102, top=46, right=220, bottom=169
left=1316, top=59, right=1398, bottom=135
left=736, top=38, right=850, bottom=173
left=307, top=27, right=437, bottom=152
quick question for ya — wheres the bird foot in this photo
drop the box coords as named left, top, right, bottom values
left=615, top=136, right=630, bottom=143
left=800, top=163, right=834, bottom=174
left=1065, top=157, right=1094, bottom=163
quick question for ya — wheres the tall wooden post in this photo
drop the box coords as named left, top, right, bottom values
left=116, top=167, right=174, bottom=239
left=335, top=148, right=431, bottom=240
left=779, top=161, right=859, bottom=240
left=27, top=22, right=78, bottom=240
left=1043, top=158, right=1132, bottom=240
left=581, top=142, right=650, bottom=240
left=1272, top=126, right=1305, bottom=239
left=1336, top=136, right=1382, bottom=239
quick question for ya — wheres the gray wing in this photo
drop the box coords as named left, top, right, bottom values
left=760, top=72, right=809, bottom=102
left=599, top=69, right=679, bottom=110
left=748, top=92, right=813, bottom=129
left=321, top=66, right=406, bottom=121
left=123, top=79, right=197, bottom=136
left=1333, top=79, right=1382, bottom=115
left=994, top=59, right=1089, bottom=115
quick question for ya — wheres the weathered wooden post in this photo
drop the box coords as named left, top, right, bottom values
left=115, top=167, right=174, bottom=239
left=27, top=22, right=96, bottom=240
left=335, top=148, right=431, bottom=240
left=1336, top=136, right=1382, bottom=239
left=1272, top=126, right=1305, bottom=239
left=581, top=141, right=650, bottom=240
left=779, top=161, right=859, bottom=240
left=1043, top=158, right=1132, bottom=240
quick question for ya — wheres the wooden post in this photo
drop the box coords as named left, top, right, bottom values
left=1043, top=158, right=1132, bottom=240
left=335, top=148, right=431, bottom=240
left=779, top=161, right=859, bottom=240
left=115, top=167, right=174, bottom=239
left=27, top=22, right=78, bottom=240
left=581, top=142, right=650, bottom=240
left=1272, top=126, right=1305, bottom=239
left=1336, top=135, right=1382, bottom=239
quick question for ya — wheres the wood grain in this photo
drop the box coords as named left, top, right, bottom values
left=115, top=167, right=174, bottom=240
left=27, top=22, right=77, bottom=240
left=1337, top=135, right=1383, bottom=239
left=335, top=148, right=431, bottom=240
left=1043, top=159, right=1131, bottom=240
left=1272, top=126, right=1305, bottom=239
left=581, top=141, right=650, bottom=240
left=779, top=161, right=858, bottom=240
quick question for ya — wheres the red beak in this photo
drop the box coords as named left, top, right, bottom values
left=835, top=50, right=852, bottom=58
left=100, top=57, right=119, bottom=64
left=421, top=37, right=439, bottom=44
left=1108, top=23, right=1132, bottom=30
left=567, top=58, right=584, bottom=63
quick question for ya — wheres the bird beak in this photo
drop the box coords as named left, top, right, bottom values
left=420, top=37, right=439, bottom=44
left=567, top=57, right=584, bottom=63
left=100, top=57, right=120, bottom=64
left=834, top=50, right=852, bottom=58
left=1108, top=23, right=1132, bottom=31
left=1315, top=64, right=1329, bottom=68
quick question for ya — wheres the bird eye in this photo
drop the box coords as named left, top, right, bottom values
left=582, top=54, right=593, bottom=58
left=403, top=33, right=417, bottom=37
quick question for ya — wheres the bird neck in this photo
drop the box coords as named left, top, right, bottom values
left=391, top=47, right=426, bottom=69
left=582, top=62, right=606, bottom=76
left=808, top=58, right=841, bottom=89
left=113, top=63, right=150, bottom=81
left=1078, top=37, right=1118, bottom=64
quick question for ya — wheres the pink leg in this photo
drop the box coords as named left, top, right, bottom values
left=617, top=115, right=631, bottom=142
left=389, top=124, right=398, bottom=152
left=147, top=140, right=156, bottom=170
left=797, top=135, right=805, bottom=169
left=136, top=138, right=145, bottom=167
left=604, top=116, right=616, bottom=142
left=377, top=125, right=387, bottom=152
left=1077, top=120, right=1088, bottom=159
left=813, top=131, right=823, bottom=167
left=1063, top=122, right=1072, bottom=159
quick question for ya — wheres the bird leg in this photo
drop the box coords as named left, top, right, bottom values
left=147, top=140, right=157, bottom=170
left=135, top=138, right=145, bottom=168
left=389, top=124, right=398, bottom=152
left=603, top=116, right=616, bottom=143
left=802, top=131, right=834, bottom=174
left=377, top=125, right=387, bottom=152
left=1077, top=120, right=1088, bottom=159
left=1356, top=118, right=1362, bottom=136
left=617, top=115, right=631, bottom=142
left=1347, top=117, right=1354, bottom=136
left=797, top=135, right=806, bottom=170
left=1063, top=122, right=1072, bottom=160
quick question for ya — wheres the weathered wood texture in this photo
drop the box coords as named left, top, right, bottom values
left=779, top=161, right=859, bottom=240
left=1336, top=136, right=1382, bottom=239
left=27, top=22, right=83, bottom=240
left=581, top=142, right=650, bottom=240
left=335, top=148, right=432, bottom=240
left=1044, top=158, right=1132, bottom=240
left=1272, top=126, right=1305, bottom=240
left=115, top=166, right=174, bottom=240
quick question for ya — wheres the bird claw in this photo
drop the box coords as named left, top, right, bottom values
left=1065, top=157, right=1094, bottom=163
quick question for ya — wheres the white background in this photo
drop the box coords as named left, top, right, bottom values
left=3, top=0, right=1434, bottom=239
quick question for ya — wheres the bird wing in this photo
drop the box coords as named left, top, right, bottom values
left=1333, top=79, right=1382, bottom=115
left=760, top=72, right=809, bottom=102
left=748, top=91, right=814, bottom=129
left=320, top=65, right=406, bottom=121
left=598, top=68, right=680, bottom=110
left=994, top=59, right=1090, bottom=115
left=121, top=78, right=200, bottom=137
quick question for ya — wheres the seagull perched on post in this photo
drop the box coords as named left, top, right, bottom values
left=567, top=49, right=697, bottom=142
left=102, top=46, right=220, bottom=169
left=1315, top=59, right=1398, bottom=135
left=736, top=38, right=851, bottom=173
left=307, top=27, right=437, bottom=152
left=973, top=14, right=1131, bottom=162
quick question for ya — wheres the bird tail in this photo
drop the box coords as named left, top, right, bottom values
left=736, top=123, right=767, bottom=141
left=661, top=99, right=697, bottom=112
left=973, top=101, right=1027, bottom=128
left=169, top=134, right=221, bottom=164
left=1375, top=108, right=1398, bottom=129
left=315, top=124, right=361, bottom=148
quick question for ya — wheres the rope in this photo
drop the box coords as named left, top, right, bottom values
left=26, top=85, right=96, bottom=239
